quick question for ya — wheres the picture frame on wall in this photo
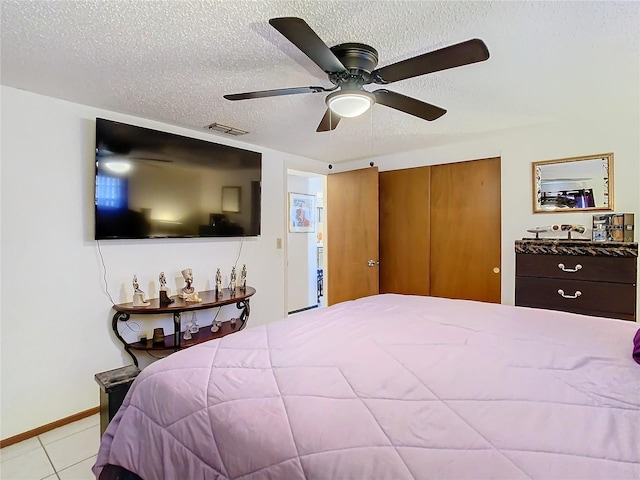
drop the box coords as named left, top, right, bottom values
left=221, top=186, right=241, bottom=213
left=289, top=192, right=315, bottom=233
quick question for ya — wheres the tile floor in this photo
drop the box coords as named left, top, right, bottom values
left=0, top=414, right=100, bottom=480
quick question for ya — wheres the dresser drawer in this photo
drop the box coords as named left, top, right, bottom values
left=515, top=277, right=636, bottom=320
left=516, top=253, right=637, bottom=283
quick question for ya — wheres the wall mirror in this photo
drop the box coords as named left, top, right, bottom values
left=532, top=153, right=613, bottom=213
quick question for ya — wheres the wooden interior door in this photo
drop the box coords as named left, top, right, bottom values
left=430, top=157, right=501, bottom=303
left=326, top=167, right=379, bottom=305
left=379, top=167, right=431, bottom=295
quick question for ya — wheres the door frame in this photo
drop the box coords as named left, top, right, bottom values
left=284, top=168, right=327, bottom=314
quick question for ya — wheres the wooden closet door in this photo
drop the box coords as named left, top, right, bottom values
left=379, top=167, right=431, bottom=295
left=430, top=157, right=501, bottom=303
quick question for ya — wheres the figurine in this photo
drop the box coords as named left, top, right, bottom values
left=215, top=268, right=222, bottom=295
left=158, top=271, right=173, bottom=304
left=159, top=272, right=168, bottom=291
left=132, top=274, right=150, bottom=307
left=180, top=268, right=202, bottom=303
left=240, top=264, right=247, bottom=291
left=180, top=268, right=194, bottom=295
left=230, top=266, right=237, bottom=292
left=133, top=274, right=143, bottom=293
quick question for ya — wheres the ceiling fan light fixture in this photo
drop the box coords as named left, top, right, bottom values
left=326, top=90, right=375, bottom=118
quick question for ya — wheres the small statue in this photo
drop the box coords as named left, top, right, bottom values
left=215, top=268, right=222, bottom=296
left=180, top=268, right=194, bottom=295
left=230, top=266, right=237, bottom=294
left=159, top=272, right=167, bottom=290
left=180, top=268, right=202, bottom=303
left=132, top=274, right=150, bottom=307
left=158, top=271, right=174, bottom=304
left=133, top=274, right=142, bottom=293
left=240, top=264, right=247, bottom=291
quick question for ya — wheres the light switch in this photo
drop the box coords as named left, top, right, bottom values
left=276, top=238, right=282, bottom=249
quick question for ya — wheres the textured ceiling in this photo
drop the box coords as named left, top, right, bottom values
left=1, top=1, right=638, bottom=163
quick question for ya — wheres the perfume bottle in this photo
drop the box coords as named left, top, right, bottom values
left=189, top=312, right=199, bottom=334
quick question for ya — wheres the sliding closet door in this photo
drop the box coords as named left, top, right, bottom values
left=430, top=157, right=501, bottom=303
left=379, top=167, right=431, bottom=295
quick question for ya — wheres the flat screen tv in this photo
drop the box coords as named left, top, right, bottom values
left=94, top=118, right=261, bottom=239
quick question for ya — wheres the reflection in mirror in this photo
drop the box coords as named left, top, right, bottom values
left=222, top=186, right=241, bottom=213
left=533, top=153, right=613, bottom=213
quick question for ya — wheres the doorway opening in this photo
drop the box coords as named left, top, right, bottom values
left=286, top=170, right=327, bottom=315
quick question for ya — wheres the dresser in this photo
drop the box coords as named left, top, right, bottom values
left=515, top=240, right=638, bottom=321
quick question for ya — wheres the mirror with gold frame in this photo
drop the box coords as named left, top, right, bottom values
left=532, top=153, right=613, bottom=213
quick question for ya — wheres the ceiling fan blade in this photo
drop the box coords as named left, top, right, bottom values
left=372, top=39, right=489, bottom=84
left=316, top=108, right=341, bottom=132
left=269, top=17, right=347, bottom=74
left=224, top=86, right=327, bottom=101
left=373, top=89, right=447, bottom=121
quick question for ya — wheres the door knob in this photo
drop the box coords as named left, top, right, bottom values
left=493, top=267, right=500, bottom=274
left=367, top=260, right=379, bottom=267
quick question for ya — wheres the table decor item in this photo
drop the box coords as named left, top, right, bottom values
left=215, top=268, right=222, bottom=297
left=132, top=275, right=150, bottom=307
left=240, top=264, right=247, bottom=291
left=180, top=268, right=202, bottom=302
left=158, top=271, right=174, bottom=305
left=230, top=266, right=237, bottom=293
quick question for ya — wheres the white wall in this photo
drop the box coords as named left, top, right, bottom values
left=0, top=86, right=321, bottom=439
left=3, top=84, right=638, bottom=439
left=336, top=116, right=640, bottom=318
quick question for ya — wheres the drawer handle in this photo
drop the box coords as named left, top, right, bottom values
left=557, top=263, right=582, bottom=273
left=557, top=289, right=582, bottom=299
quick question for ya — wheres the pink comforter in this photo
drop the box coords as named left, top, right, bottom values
left=94, top=294, right=640, bottom=479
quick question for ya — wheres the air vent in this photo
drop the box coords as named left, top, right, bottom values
left=205, top=122, right=249, bottom=136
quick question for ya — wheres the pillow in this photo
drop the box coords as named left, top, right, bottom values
left=634, top=328, right=640, bottom=365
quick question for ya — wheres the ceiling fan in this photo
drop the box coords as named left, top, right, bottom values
left=224, top=17, right=490, bottom=132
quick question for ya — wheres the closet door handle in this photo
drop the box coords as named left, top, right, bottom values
left=558, top=263, right=582, bottom=273
left=367, top=260, right=379, bottom=267
left=557, top=289, right=582, bottom=299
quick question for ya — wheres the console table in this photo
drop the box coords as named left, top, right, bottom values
left=112, top=287, right=256, bottom=366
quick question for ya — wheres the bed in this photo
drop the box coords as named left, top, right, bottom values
left=93, top=294, right=640, bottom=479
